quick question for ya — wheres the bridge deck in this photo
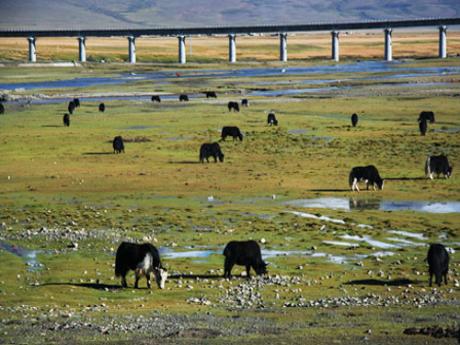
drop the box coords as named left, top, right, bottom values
left=1, top=18, right=460, bottom=38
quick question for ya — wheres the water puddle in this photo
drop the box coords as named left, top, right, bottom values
left=340, top=235, right=399, bottom=249
left=322, top=240, right=359, bottom=247
left=285, top=197, right=460, bottom=213
left=371, top=251, right=395, bottom=257
left=386, top=237, right=426, bottom=247
left=159, top=246, right=367, bottom=265
left=160, top=248, right=218, bottom=259
left=288, top=211, right=346, bottom=224
left=387, top=230, right=426, bottom=240
left=0, top=240, right=43, bottom=271
left=287, top=197, right=349, bottom=210
left=434, top=127, right=460, bottom=134
left=381, top=201, right=460, bottom=213
left=288, top=129, right=308, bottom=135
left=124, top=125, right=159, bottom=130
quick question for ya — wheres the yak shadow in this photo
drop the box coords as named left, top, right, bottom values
left=345, top=278, right=418, bottom=286
left=168, top=160, right=201, bottom=165
left=41, top=125, right=63, bottom=128
left=38, top=282, right=122, bottom=290
left=82, top=152, right=113, bottom=155
left=385, top=177, right=426, bottom=181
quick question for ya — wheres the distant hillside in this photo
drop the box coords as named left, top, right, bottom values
left=1, top=0, right=460, bottom=30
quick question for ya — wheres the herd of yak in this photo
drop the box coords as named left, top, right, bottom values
left=0, top=92, right=453, bottom=291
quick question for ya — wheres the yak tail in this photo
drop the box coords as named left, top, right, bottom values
left=425, top=156, right=431, bottom=177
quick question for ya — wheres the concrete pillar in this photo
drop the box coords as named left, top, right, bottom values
left=384, top=28, right=392, bottom=61
left=279, top=33, right=287, bottom=62
left=178, top=35, right=186, bottom=64
left=128, top=36, right=136, bottom=64
left=331, top=31, right=339, bottom=62
left=439, top=26, right=447, bottom=59
left=228, top=34, right=236, bottom=63
left=78, top=37, right=86, bottom=62
left=28, top=37, right=36, bottom=63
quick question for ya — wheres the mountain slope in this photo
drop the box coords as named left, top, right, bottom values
left=1, top=0, right=460, bottom=30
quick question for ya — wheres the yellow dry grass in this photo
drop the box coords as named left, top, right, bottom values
left=1, top=31, right=460, bottom=62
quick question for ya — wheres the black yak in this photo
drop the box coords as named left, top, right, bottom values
left=418, top=111, right=435, bottom=124
left=267, top=112, right=278, bottom=126
left=113, top=136, right=125, bottom=154
left=241, top=99, right=249, bottom=107
left=351, top=113, right=358, bottom=127
left=419, top=118, right=427, bottom=136
left=425, top=155, right=452, bottom=179
left=151, top=95, right=161, bottom=103
left=223, top=240, right=268, bottom=278
left=205, top=91, right=217, bottom=98
left=427, top=243, right=449, bottom=287
left=221, top=126, right=243, bottom=141
left=115, top=242, right=168, bottom=289
left=179, top=94, right=189, bottom=102
left=99, top=103, right=105, bottom=112
left=63, top=113, right=70, bottom=127
left=199, top=142, right=224, bottom=163
left=349, top=165, right=384, bottom=192
left=227, top=101, right=240, bottom=112
left=68, top=101, right=76, bottom=114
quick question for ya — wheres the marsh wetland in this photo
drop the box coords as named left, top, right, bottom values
left=0, top=52, right=460, bottom=344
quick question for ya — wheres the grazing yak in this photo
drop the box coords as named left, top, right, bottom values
left=349, top=165, right=384, bottom=192
left=223, top=240, right=268, bottom=278
left=427, top=243, right=449, bottom=287
left=199, top=142, right=224, bottom=163
left=351, top=113, right=358, bottom=127
left=241, top=99, right=249, bottom=107
left=419, top=118, right=427, bottom=136
left=425, top=155, right=452, bottom=179
left=99, top=103, right=105, bottom=112
left=221, top=126, right=243, bottom=141
left=205, top=91, right=217, bottom=98
left=267, top=112, right=278, bottom=126
left=418, top=111, right=435, bottom=123
left=151, top=95, right=161, bottom=103
left=0, top=102, right=4, bottom=114
left=113, top=136, right=125, bottom=154
left=115, top=242, right=168, bottom=289
left=68, top=101, right=76, bottom=114
left=73, top=98, right=80, bottom=108
left=179, top=94, right=189, bottom=102
left=63, top=113, right=70, bottom=127
left=227, top=101, right=240, bottom=112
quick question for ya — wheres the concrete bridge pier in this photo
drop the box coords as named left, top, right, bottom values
left=128, top=36, right=136, bottom=64
left=228, top=34, right=236, bottom=63
left=279, top=33, right=287, bottom=62
left=178, top=35, right=186, bottom=64
left=439, top=25, right=447, bottom=58
left=384, top=28, right=392, bottom=61
left=28, top=37, right=36, bottom=63
left=78, top=37, right=86, bottom=62
left=331, top=31, right=339, bottom=62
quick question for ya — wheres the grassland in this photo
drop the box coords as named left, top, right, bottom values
left=1, top=31, right=460, bottom=64
left=0, top=42, right=460, bottom=344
